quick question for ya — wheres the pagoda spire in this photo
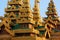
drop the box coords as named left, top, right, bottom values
left=46, top=0, right=58, bottom=18
left=34, top=0, right=40, bottom=15
left=20, top=0, right=34, bottom=24
left=33, top=0, right=42, bottom=26
left=44, top=0, right=60, bottom=39
left=35, top=0, right=40, bottom=8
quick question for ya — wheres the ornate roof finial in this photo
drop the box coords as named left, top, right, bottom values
left=35, top=0, right=40, bottom=7
left=33, top=0, right=42, bottom=26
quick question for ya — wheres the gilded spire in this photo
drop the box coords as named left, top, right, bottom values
left=33, top=0, right=40, bottom=17
left=44, top=0, right=60, bottom=38
left=35, top=0, right=40, bottom=7
left=20, top=0, right=35, bottom=24
left=34, top=0, right=40, bottom=12
left=46, top=0, right=58, bottom=18
left=33, top=0, right=42, bottom=26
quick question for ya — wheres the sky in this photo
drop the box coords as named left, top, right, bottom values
left=0, top=0, right=60, bottom=17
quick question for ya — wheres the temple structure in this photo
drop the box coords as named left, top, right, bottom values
left=0, top=0, right=60, bottom=40
left=44, top=0, right=60, bottom=40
